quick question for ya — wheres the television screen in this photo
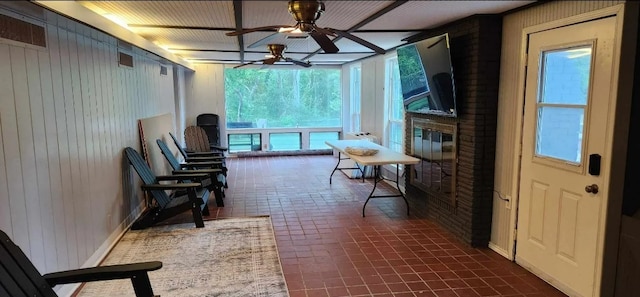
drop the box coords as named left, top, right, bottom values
left=397, top=33, right=457, bottom=116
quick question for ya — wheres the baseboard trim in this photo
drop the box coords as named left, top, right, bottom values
left=56, top=203, right=145, bottom=297
left=488, top=242, right=511, bottom=260
left=235, top=149, right=332, bottom=158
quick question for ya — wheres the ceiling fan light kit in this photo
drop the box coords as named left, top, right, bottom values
left=226, top=0, right=386, bottom=61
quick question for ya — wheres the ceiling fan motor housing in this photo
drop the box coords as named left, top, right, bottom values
left=288, top=0, right=325, bottom=32
left=268, top=44, right=287, bottom=57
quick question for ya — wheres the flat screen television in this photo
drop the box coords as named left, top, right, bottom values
left=396, top=33, right=457, bottom=117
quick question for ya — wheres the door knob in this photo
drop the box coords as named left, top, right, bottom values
left=585, top=184, right=599, bottom=194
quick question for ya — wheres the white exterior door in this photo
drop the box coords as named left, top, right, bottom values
left=516, top=17, right=617, bottom=297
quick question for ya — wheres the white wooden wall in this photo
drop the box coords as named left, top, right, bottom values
left=489, top=0, right=624, bottom=257
left=183, top=64, right=227, bottom=147
left=0, top=7, right=178, bottom=280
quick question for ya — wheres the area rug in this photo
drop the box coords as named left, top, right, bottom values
left=76, top=217, right=289, bottom=297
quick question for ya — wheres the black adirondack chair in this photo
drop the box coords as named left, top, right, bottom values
left=0, top=230, right=162, bottom=297
left=169, top=132, right=225, bottom=161
left=156, top=139, right=225, bottom=207
left=169, top=133, right=229, bottom=188
left=124, top=147, right=210, bottom=229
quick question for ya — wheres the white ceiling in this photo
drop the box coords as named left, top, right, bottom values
left=76, top=0, right=534, bottom=67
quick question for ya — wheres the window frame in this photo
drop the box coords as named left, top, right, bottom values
left=349, top=64, right=362, bottom=133
left=385, top=56, right=404, bottom=155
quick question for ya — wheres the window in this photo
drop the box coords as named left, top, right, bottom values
left=224, top=68, right=342, bottom=128
left=269, top=133, right=301, bottom=151
left=535, top=46, right=592, bottom=164
left=386, top=57, right=404, bottom=154
left=309, top=131, right=339, bottom=149
left=349, top=64, right=362, bottom=132
left=228, top=133, right=261, bottom=153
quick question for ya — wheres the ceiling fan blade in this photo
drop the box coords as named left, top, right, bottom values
left=234, top=60, right=261, bottom=69
left=225, top=25, right=289, bottom=36
left=325, top=28, right=386, bottom=54
left=284, top=57, right=312, bottom=68
left=309, top=31, right=339, bottom=54
left=263, top=57, right=279, bottom=65
left=248, top=32, right=280, bottom=48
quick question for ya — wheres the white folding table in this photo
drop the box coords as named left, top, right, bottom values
left=325, top=140, right=420, bottom=217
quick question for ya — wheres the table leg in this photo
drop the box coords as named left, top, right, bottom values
left=361, top=164, right=410, bottom=217
left=329, top=152, right=342, bottom=184
left=395, top=165, right=410, bottom=216
left=329, top=152, right=367, bottom=184
left=362, top=165, right=381, bottom=217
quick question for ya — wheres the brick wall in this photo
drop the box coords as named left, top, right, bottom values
left=403, top=15, right=503, bottom=247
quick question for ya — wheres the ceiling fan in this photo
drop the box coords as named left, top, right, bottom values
left=234, top=44, right=312, bottom=68
left=226, top=0, right=386, bottom=55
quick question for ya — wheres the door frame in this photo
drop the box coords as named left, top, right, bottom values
left=507, top=3, right=638, bottom=296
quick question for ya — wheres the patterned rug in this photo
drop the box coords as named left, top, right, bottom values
left=77, top=217, right=289, bottom=297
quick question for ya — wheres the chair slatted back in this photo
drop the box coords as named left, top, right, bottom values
left=0, top=230, right=57, bottom=297
left=124, top=147, right=171, bottom=208
left=156, top=139, right=181, bottom=171
left=169, top=132, right=190, bottom=160
left=184, top=126, right=210, bottom=153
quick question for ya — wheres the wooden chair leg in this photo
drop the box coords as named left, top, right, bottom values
left=202, top=202, right=210, bottom=216
left=191, top=203, right=204, bottom=228
left=130, top=273, right=155, bottom=297
left=213, top=187, right=224, bottom=207
left=185, top=188, right=205, bottom=228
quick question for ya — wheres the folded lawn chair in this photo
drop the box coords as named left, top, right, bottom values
left=1, top=230, right=162, bottom=297
left=124, top=147, right=210, bottom=229
left=169, top=132, right=225, bottom=161
left=184, top=125, right=228, bottom=154
left=169, top=132, right=229, bottom=188
left=156, top=139, right=225, bottom=207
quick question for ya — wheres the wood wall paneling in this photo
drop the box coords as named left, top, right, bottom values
left=13, top=45, right=47, bottom=271
left=0, top=46, right=13, bottom=241
left=38, top=46, right=65, bottom=272
left=1, top=44, right=30, bottom=260
left=46, top=23, right=73, bottom=272
left=1, top=6, right=179, bottom=282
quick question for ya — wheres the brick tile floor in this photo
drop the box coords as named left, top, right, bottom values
left=194, top=155, right=567, bottom=296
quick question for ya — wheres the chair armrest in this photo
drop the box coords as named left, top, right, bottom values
left=184, top=156, right=225, bottom=162
left=44, top=261, right=162, bottom=287
left=181, top=159, right=224, bottom=166
left=142, top=183, right=201, bottom=190
left=173, top=169, right=223, bottom=175
left=155, top=174, right=209, bottom=181
left=209, top=145, right=228, bottom=151
left=180, top=161, right=224, bottom=168
left=185, top=157, right=224, bottom=164
left=186, top=151, right=224, bottom=157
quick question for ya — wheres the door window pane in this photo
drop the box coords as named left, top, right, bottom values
left=535, top=46, right=592, bottom=164
left=536, top=107, right=584, bottom=163
left=540, top=47, right=592, bottom=105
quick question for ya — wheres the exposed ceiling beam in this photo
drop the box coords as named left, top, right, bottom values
left=302, top=0, right=409, bottom=61
left=127, top=24, right=237, bottom=31
left=232, top=0, right=245, bottom=62
left=188, top=58, right=348, bottom=64
left=168, top=48, right=375, bottom=55
left=126, top=24, right=427, bottom=34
